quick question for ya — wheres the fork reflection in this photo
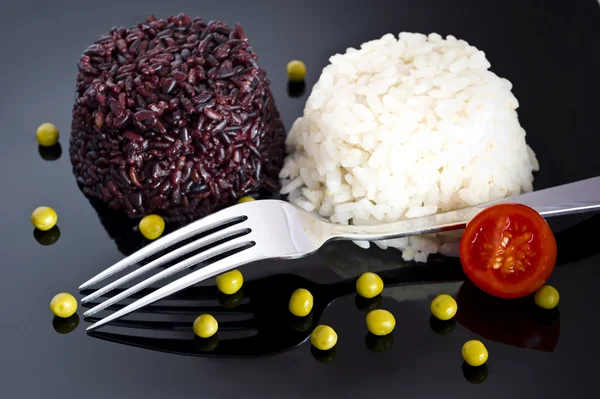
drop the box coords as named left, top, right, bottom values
left=84, top=212, right=599, bottom=357
left=83, top=255, right=466, bottom=357
left=83, top=272, right=321, bottom=357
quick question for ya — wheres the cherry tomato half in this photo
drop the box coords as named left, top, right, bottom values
left=459, top=203, right=557, bottom=299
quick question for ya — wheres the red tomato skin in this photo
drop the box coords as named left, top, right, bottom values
left=460, top=203, right=557, bottom=299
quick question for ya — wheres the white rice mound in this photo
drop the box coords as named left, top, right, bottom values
left=279, top=32, right=539, bottom=262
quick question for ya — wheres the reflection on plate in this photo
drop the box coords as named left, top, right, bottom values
left=429, top=316, right=456, bottom=336
left=462, top=362, right=488, bottom=384
left=52, top=314, right=80, bottom=335
left=456, top=281, right=560, bottom=352
left=365, top=332, right=394, bottom=353
left=287, top=81, right=306, bottom=98
left=311, top=345, right=336, bottom=363
left=84, top=274, right=320, bottom=358
left=33, top=226, right=61, bottom=246
left=83, top=263, right=464, bottom=358
left=289, top=313, right=314, bottom=332
left=354, top=294, right=382, bottom=313
left=38, top=144, right=62, bottom=161
left=217, top=290, right=245, bottom=309
left=81, top=203, right=600, bottom=357
left=193, top=334, right=219, bottom=352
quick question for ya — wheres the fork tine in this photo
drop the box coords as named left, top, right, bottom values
left=81, top=302, right=252, bottom=315
left=81, top=223, right=250, bottom=303
left=86, top=250, right=256, bottom=331
left=84, top=317, right=254, bottom=332
left=84, top=235, right=253, bottom=318
left=83, top=236, right=251, bottom=316
left=80, top=285, right=219, bottom=301
left=78, top=208, right=246, bottom=290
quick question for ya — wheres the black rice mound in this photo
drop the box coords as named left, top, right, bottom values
left=70, top=14, right=285, bottom=221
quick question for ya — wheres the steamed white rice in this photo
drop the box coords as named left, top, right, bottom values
left=279, top=32, right=539, bottom=262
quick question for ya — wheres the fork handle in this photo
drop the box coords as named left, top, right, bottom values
left=327, top=176, right=600, bottom=242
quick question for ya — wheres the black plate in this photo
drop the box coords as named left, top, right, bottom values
left=1, top=0, right=599, bottom=397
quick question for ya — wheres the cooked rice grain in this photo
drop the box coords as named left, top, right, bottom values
left=280, top=32, right=539, bottom=261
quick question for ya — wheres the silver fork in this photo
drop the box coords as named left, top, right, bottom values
left=81, top=176, right=600, bottom=331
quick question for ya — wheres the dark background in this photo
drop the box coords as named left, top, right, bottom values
left=1, top=0, right=599, bottom=397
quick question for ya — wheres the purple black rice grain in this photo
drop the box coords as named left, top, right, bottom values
left=70, top=14, right=285, bottom=221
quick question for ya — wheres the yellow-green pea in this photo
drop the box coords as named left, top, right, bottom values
left=534, top=285, right=559, bottom=309
left=289, top=288, right=313, bottom=317
left=193, top=314, right=218, bottom=338
left=50, top=293, right=77, bottom=318
left=287, top=60, right=306, bottom=82
left=356, top=272, right=384, bottom=298
left=366, top=309, right=396, bottom=336
left=237, top=196, right=256, bottom=204
left=430, top=294, right=458, bottom=321
left=462, top=340, right=488, bottom=367
left=36, top=123, right=59, bottom=147
left=139, top=214, right=165, bottom=240
left=31, top=206, right=58, bottom=231
left=216, top=269, right=244, bottom=295
left=310, top=325, right=337, bottom=351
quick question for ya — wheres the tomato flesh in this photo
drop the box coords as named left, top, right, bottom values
left=460, top=203, right=557, bottom=299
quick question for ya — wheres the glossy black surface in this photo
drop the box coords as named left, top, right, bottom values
left=1, top=0, right=599, bottom=397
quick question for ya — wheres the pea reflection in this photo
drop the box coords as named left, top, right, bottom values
left=38, top=143, right=62, bottom=161
left=52, top=314, right=80, bottom=334
left=193, top=334, right=219, bottom=352
left=311, top=345, right=336, bottom=363
left=462, top=362, right=488, bottom=384
left=534, top=307, right=560, bottom=329
left=287, top=81, right=306, bottom=98
left=355, top=294, right=382, bottom=313
left=429, top=315, right=456, bottom=336
left=218, top=290, right=245, bottom=309
left=365, top=332, right=394, bottom=353
left=33, top=226, right=61, bottom=246
left=289, top=313, right=313, bottom=332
